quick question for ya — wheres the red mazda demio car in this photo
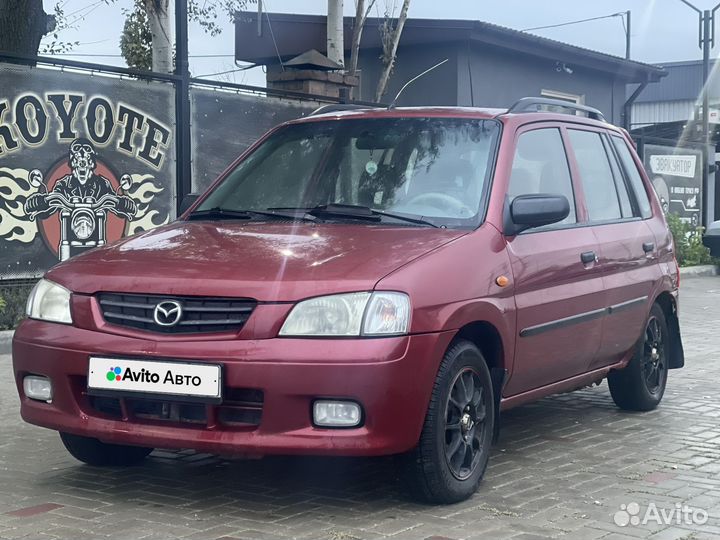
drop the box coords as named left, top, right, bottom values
left=13, top=98, right=684, bottom=503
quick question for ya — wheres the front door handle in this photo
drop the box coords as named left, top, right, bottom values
left=643, top=242, right=655, bottom=253
left=580, top=251, right=597, bottom=265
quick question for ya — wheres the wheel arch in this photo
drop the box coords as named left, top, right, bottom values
left=452, top=320, right=508, bottom=443
left=453, top=321, right=506, bottom=372
left=653, top=291, right=684, bottom=369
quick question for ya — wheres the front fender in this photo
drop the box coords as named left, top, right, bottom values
left=375, top=225, right=516, bottom=373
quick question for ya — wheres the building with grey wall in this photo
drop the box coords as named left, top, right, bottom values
left=630, top=60, right=720, bottom=128
left=234, top=12, right=665, bottom=125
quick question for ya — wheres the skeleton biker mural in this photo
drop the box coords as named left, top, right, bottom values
left=24, top=139, right=138, bottom=261
left=0, top=72, right=176, bottom=277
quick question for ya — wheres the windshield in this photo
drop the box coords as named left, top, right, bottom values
left=194, top=117, right=501, bottom=228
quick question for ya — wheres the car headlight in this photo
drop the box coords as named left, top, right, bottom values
left=26, top=279, right=72, bottom=324
left=279, top=291, right=410, bottom=337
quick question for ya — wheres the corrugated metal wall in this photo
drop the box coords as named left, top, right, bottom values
left=631, top=100, right=695, bottom=128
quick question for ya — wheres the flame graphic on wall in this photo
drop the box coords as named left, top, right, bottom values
left=125, top=174, right=170, bottom=236
left=0, top=168, right=40, bottom=243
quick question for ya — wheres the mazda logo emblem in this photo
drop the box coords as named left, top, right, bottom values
left=153, top=300, right=183, bottom=327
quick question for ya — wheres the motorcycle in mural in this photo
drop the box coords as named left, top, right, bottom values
left=24, top=139, right=139, bottom=261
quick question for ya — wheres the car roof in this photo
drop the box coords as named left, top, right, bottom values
left=288, top=105, right=623, bottom=133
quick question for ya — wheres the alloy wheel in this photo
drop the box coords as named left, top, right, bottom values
left=642, top=315, right=665, bottom=395
left=443, top=366, right=488, bottom=480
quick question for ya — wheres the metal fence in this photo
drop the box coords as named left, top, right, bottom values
left=0, top=52, right=377, bottom=281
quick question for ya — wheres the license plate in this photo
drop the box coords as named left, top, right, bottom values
left=88, top=357, right=222, bottom=401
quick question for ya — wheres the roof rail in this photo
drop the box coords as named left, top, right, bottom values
left=506, top=97, right=606, bottom=122
left=309, top=104, right=374, bottom=116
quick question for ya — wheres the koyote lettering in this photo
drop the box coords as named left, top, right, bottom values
left=0, top=93, right=171, bottom=169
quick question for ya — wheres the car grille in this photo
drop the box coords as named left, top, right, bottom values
left=87, top=387, right=264, bottom=429
left=97, top=293, right=257, bottom=334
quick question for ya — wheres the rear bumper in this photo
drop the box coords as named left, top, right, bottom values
left=12, top=320, right=452, bottom=456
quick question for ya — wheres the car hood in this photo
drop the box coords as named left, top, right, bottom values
left=47, top=221, right=468, bottom=301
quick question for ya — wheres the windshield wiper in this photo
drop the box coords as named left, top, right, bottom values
left=269, top=204, right=439, bottom=228
left=370, top=209, right=440, bottom=228
left=188, top=207, right=317, bottom=222
left=187, top=207, right=253, bottom=220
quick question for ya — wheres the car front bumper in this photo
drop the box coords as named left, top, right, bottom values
left=12, top=319, right=452, bottom=456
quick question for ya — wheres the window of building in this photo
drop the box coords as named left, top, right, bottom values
left=540, top=89, right=585, bottom=104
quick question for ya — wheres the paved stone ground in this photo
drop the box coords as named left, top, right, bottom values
left=1, top=277, right=720, bottom=540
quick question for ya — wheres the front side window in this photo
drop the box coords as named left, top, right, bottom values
left=567, top=129, right=622, bottom=222
left=195, top=118, right=501, bottom=228
left=508, top=127, right=576, bottom=225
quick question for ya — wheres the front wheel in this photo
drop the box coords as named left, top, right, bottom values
left=60, top=432, right=153, bottom=466
left=401, top=340, right=494, bottom=504
left=608, top=303, right=669, bottom=411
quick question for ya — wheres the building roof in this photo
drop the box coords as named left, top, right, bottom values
left=632, top=60, right=720, bottom=103
left=234, top=11, right=666, bottom=84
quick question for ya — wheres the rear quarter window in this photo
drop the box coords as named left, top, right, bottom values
left=611, top=135, right=653, bottom=219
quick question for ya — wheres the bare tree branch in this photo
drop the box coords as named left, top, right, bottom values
left=348, top=0, right=376, bottom=77
left=375, top=0, right=410, bottom=102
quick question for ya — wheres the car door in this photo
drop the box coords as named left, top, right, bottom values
left=503, top=125, right=606, bottom=397
left=565, top=129, right=659, bottom=369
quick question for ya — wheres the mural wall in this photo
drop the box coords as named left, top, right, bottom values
left=0, top=63, right=176, bottom=278
left=0, top=63, right=329, bottom=280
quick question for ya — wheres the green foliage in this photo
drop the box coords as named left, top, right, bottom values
left=188, top=0, right=250, bottom=37
left=666, top=212, right=719, bottom=267
left=40, top=3, right=79, bottom=54
left=0, top=282, right=34, bottom=330
left=120, top=0, right=152, bottom=70
left=119, top=0, right=249, bottom=70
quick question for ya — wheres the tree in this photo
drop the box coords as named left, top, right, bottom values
left=0, top=0, right=56, bottom=56
left=375, top=0, right=411, bottom=101
left=327, top=0, right=344, bottom=68
left=145, top=0, right=172, bottom=73
left=120, top=0, right=153, bottom=70
left=120, top=0, right=251, bottom=73
left=348, top=0, right=376, bottom=77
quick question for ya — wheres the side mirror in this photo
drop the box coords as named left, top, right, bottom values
left=504, top=194, right=570, bottom=236
left=178, top=193, right=200, bottom=216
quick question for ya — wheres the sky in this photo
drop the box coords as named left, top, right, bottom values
left=41, top=0, right=720, bottom=87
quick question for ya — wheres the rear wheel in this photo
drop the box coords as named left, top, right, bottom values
left=608, top=303, right=669, bottom=411
left=60, top=432, right=153, bottom=466
left=401, top=340, right=494, bottom=504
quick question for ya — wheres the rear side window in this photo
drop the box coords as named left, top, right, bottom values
left=611, top=135, right=653, bottom=218
left=508, top=128, right=576, bottom=224
left=602, top=136, right=634, bottom=218
left=567, top=129, right=621, bottom=222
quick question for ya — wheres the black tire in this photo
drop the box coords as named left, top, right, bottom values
left=60, top=432, right=153, bottom=466
left=608, top=303, right=669, bottom=412
left=401, top=339, right=494, bottom=504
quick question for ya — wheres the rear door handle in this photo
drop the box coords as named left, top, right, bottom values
left=643, top=242, right=655, bottom=253
left=580, top=251, right=597, bottom=265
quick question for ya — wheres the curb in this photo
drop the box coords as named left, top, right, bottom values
left=679, top=265, right=719, bottom=278
left=0, top=330, right=13, bottom=356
